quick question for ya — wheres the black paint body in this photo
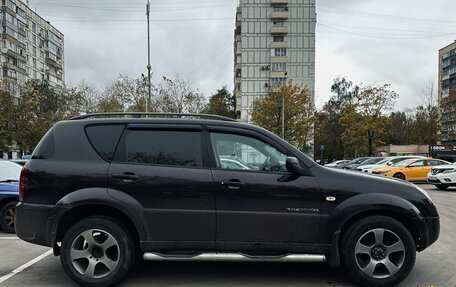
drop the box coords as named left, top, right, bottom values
left=15, top=118, right=440, bottom=263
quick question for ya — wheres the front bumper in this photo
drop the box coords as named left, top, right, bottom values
left=15, top=202, right=55, bottom=247
left=416, top=216, right=440, bottom=251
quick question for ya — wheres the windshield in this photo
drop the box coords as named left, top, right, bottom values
left=394, top=159, right=416, bottom=167
left=364, top=158, right=385, bottom=165
left=0, top=161, right=22, bottom=182
left=376, top=158, right=391, bottom=165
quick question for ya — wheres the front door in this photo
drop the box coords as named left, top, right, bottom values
left=107, top=125, right=216, bottom=249
left=207, top=128, right=321, bottom=248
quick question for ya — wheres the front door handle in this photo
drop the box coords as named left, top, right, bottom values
left=112, top=173, right=140, bottom=183
left=221, top=179, right=244, bottom=190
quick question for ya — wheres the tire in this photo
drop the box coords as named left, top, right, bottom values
left=435, top=185, right=448, bottom=190
left=60, top=217, right=136, bottom=287
left=341, top=216, right=416, bottom=287
left=0, top=201, right=17, bottom=234
left=393, top=173, right=405, bottom=181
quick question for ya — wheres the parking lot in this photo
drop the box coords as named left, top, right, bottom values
left=0, top=184, right=454, bottom=287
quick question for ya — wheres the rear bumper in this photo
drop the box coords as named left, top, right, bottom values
left=15, top=202, right=55, bottom=247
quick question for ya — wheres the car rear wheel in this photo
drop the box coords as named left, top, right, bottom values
left=60, top=217, right=135, bottom=287
left=341, top=216, right=416, bottom=287
left=0, top=201, right=17, bottom=234
left=435, top=185, right=448, bottom=190
left=393, top=173, right=406, bottom=181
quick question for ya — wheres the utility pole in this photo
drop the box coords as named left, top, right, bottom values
left=282, top=94, right=285, bottom=139
left=146, top=0, right=152, bottom=113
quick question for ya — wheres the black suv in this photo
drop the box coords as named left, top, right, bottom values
left=16, top=113, right=439, bottom=287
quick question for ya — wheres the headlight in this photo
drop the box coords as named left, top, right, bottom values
left=443, top=169, right=456, bottom=174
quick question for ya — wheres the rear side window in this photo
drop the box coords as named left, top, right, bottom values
left=86, top=125, right=125, bottom=161
left=31, top=130, right=54, bottom=159
left=123, top=130, right=202, bottom=167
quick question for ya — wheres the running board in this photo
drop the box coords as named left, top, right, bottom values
left=143, top=252, right=326, bottom=263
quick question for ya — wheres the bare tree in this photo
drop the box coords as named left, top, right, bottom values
left=155, top=74, right=206, bottom=114
left=420, top=78, right=440, bottom=154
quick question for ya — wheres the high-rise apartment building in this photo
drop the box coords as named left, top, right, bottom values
left=0, top=0, right=64, bottom=90
left=438, top=41, right=456, bottom=144
left=234, top=0, right=316, bottom=121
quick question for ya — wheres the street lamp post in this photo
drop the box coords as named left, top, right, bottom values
left=146, top=0, right=152, bottom=113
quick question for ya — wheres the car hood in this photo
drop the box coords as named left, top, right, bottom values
left=431, top=164, right=455, bottom=170
left=0, top=182, right=19, bottom=193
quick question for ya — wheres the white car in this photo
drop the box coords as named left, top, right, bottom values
left=357, top=156, right=425, bottom=173
left=324, top=160, right=351, bottom=168
left=427, top=162, right=456, bottom=190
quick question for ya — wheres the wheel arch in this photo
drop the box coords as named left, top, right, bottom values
left=52, top=188, right=148, bottom=254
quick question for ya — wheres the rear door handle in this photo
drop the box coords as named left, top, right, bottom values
left=221, top=180, right=244, bottom=190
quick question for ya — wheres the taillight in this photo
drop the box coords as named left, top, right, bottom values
left=19, top=166, right=28, bottom=201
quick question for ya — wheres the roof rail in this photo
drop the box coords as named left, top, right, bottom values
left=69, top=112, right=237, bottom=122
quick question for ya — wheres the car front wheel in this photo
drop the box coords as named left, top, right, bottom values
left=60, top=217, right=135, bottom=287
left=341, top=216, right=416, bottom=287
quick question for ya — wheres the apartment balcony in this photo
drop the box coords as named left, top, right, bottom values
left=270, top=71, right=287, bottom=78
left=271, top=26, right=288, bottom=35
left=270, top=41, right=288, bottom=49
left=271, top=0, right=288, bottom=5
left=270, top=56, right=288, bottom=63
left=270, top=12, right=288, bottom=20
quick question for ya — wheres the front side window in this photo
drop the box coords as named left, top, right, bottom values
left=210, top=133, right=287, bottom=172
left=125, top=130, right=202, bottom=167
left=408, top=160, right=425, bottom=167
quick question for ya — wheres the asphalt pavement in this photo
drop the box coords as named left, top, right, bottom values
left=0, top=184, right=454, bottom=287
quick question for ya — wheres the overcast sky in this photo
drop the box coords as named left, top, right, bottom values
left=29, top=0, right=455, bottom=110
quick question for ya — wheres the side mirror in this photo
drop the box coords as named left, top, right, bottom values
left=286, top=157, right=302, bottom=175
left=387, top=162, right=393, bottom=166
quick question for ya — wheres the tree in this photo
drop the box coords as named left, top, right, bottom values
left=251, top=82, right=314, bottom=152
left=0, top=90, right=18, bottom=152
left=341, top=84, right=398, bottom=156
left=155, top=74, right=205, bottom=114
left=203, top=86, right=236, bottom=118
left=314, top=78, right=359, bottom=160
left=420, top=79, right=440, bottom=153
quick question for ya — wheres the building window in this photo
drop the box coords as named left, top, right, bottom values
left=272, top=6, right=288, bottom=12
left=271, top=78, right=287, bottom=87
left=273, top=21, right=286, bottom=27
left=271, top=63, right=287, bottom=72
left=273, top=36, right=285, bottom=42
left=271, top=48, right=287, bottom=57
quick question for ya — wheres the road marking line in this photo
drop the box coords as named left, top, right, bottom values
left=0, top=249, right=53, bottom=285
left=0, top=237, right=19, bottom=240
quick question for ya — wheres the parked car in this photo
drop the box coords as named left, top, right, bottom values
left=357, top=156, right=426, bottom=173
left=324, top=160, right=351, bottom=168
left=346, top=157, right=385, bottom=171
left=0, top=160, right=21, bottom=233
left=427, top=162, right=456, bottom=190
left=372, top=158, right=450, bottom=181
left=338, top=157, right=371, bottom=169
left=16, top=113, right=440, bottom=287
left=220, top=156, right=253, bottom=170
left=10, top=159, right=28, bottom=166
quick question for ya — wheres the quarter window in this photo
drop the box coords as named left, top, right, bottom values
left=125, top=130, right=202, bottom=167
left=210, top=133, right=287, bottom=173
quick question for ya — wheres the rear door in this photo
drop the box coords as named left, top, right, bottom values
left=206, top=127, right=321, bottom=249
left=107, top=124, right=216, bottom=249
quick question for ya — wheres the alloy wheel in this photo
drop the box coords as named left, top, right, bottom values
left=354, top=228, right=405, bottom=279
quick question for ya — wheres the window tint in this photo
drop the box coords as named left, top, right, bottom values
left=210, top=133, right=287, bottom=172
left=408, top=160, right=424, bottom=167
left=125, top=130, right=202, bottom=167
left=86, top=125, right=125, bottom=161
left=31, top=129, right=54, bottom=159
